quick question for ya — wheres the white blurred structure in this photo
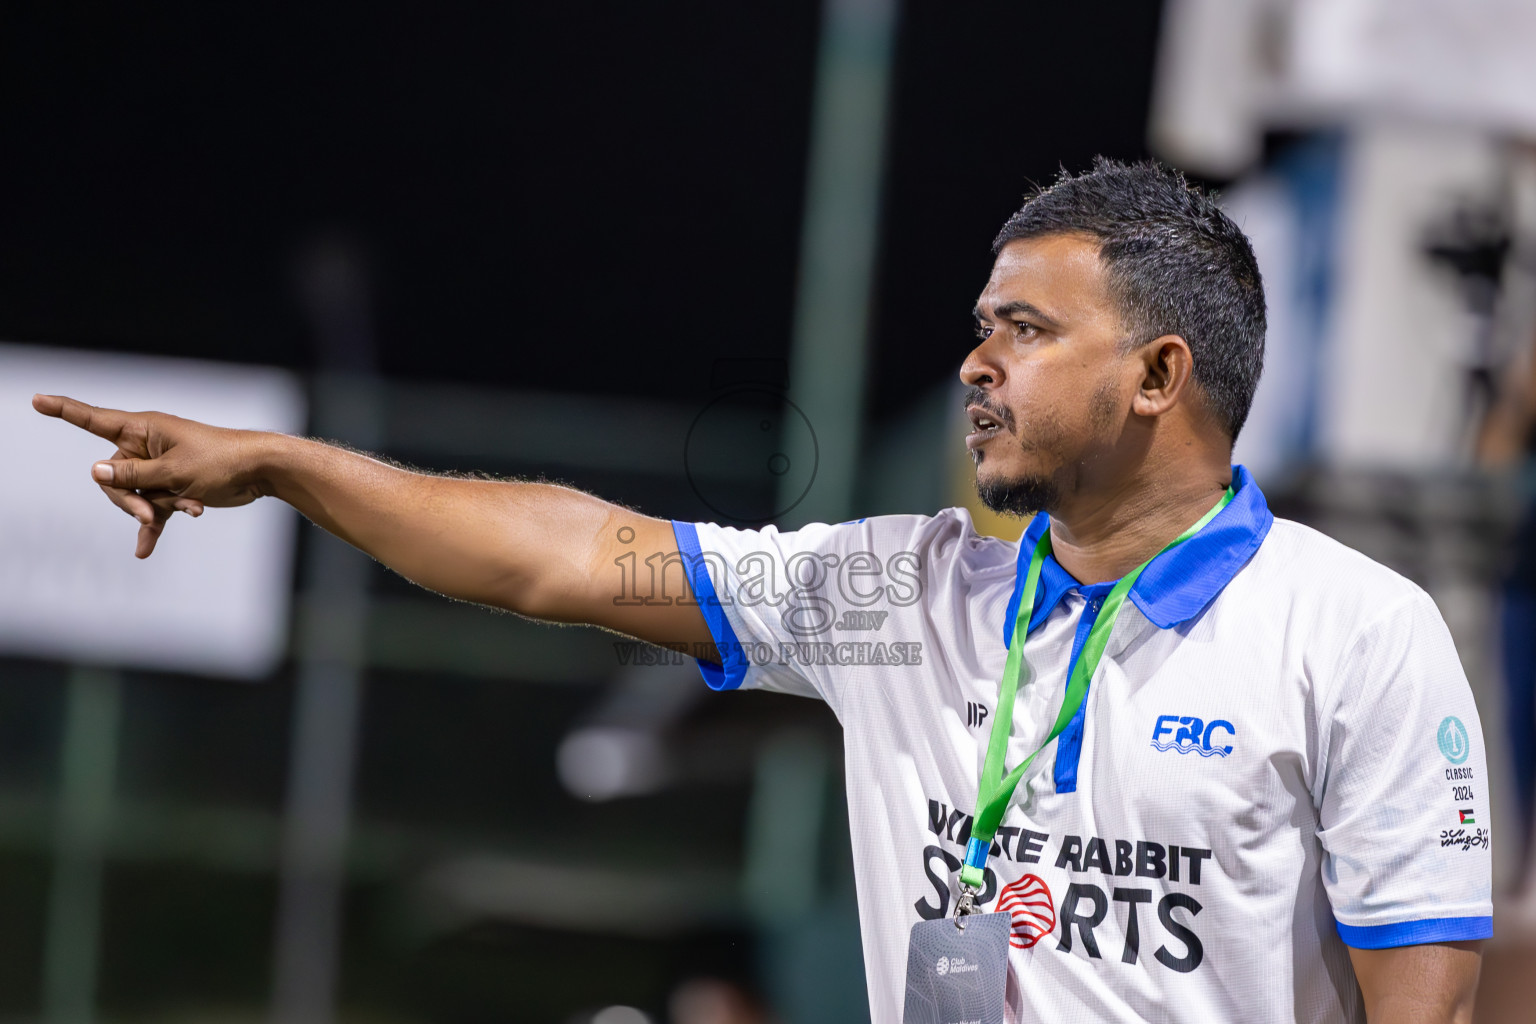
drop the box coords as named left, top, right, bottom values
left=1153, top=0, right=1536, bottom=179
left=1226, top=128, right=1514, bottom=473
left=1157, top=0, right=1536, bottom=474
left=1320, top=127, right=1507, bottom=468
left=0, top=342, right=305, bottom=678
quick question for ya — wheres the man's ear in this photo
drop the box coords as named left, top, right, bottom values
left=1130, top=334, right=1195, bottom=418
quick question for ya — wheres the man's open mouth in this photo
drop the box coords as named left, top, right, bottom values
left=965, top=404, right=1007, bottom=449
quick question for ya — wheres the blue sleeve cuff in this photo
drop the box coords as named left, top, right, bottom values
left=671, top=521, right=749, bottom=691
left=1336, top=915, right=1492, bottom=949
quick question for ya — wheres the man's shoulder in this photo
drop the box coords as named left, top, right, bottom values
left=744, top=507, right=1018, bottom=552
left=865, top=507, right=1022, bottom=571
left=689, top=507, right=1020, bottom=573
left=1246, top=516, right=1430, bottom=615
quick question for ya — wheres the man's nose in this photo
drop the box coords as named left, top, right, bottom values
left=959, top=336, right=1004, bottom=388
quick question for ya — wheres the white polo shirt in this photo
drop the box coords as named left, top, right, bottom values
left=671, top=465, right=1492, bottom=1024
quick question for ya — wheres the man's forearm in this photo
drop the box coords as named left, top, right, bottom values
left=251, top=431, right=622, bottom=617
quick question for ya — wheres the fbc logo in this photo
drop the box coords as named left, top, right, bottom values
left=1151, top=715, right=1235, bottom=758
left=1438, top=716, right=1470, bottom=766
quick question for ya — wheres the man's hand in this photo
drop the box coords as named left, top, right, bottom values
left=1348, top=941, right=1482, bottom=1023
left=33, top=393, right=269, bottom=558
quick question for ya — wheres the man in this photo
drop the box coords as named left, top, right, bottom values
left=36, top=160, right=1489, bottom=1022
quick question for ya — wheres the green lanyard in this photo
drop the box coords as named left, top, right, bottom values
left=957, top=487, right=1235, bottom=894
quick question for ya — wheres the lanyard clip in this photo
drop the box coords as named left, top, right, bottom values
left=953, top=883, right=981, bottom=928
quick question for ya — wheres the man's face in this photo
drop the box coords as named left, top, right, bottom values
left=961, top=233, right=1140, bottom=515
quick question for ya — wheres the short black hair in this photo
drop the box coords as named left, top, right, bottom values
left=993, top=157, right=1266, bottom=442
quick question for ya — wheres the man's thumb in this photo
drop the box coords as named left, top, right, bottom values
left=92, top=458, right=164, bottom=489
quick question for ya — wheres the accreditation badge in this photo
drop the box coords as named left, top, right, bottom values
left=902, top=910, right=1009, bottom=1024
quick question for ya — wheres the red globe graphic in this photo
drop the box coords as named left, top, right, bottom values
left=996, top=873, right=1056, bottom=949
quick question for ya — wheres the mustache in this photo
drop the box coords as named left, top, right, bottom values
left=962, top=387, right=1015, bottom=432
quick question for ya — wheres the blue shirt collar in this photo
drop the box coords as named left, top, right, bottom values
left=1001, top=465, right=1273, bottom=647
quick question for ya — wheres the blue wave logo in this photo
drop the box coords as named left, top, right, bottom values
left=1149, top=739, right=1232, bottom=758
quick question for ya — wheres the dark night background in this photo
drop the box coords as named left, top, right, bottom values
left=1, top=2, right=1162, bottom=420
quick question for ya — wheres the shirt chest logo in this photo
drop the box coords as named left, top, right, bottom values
left=1151, top=715, right=1235, bottom=758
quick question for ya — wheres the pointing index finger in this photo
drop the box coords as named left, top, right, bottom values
left=32, top=394, right=132, bottom=443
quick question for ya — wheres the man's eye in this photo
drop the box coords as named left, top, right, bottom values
left=1013, top=321, right=1038, bottom=337
left=973, top=323, right=993, bottom=340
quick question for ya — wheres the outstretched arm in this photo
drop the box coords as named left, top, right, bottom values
left=1348, top=941, right=1482, bottom=1024
left=32, top=394, right=717, bottom=657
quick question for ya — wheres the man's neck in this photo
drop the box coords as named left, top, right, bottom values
left=1046, top=468, right=1232, bottom=585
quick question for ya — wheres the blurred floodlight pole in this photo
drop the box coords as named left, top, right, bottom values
left=270, top=240, right=381, bottom=1024
left=757, top=4, right=899, bottom=1020
left=743, top=731, right=830, bottom=924
left=42, top=667, right=121, bottom=1024
left=778, top=0, right=900, bottom=528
